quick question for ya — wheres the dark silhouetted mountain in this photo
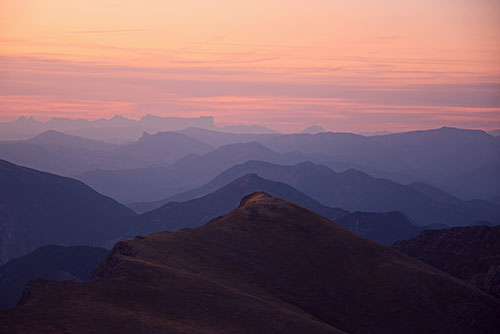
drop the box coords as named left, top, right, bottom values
left=0, top=114, right=217, bottom=143
left=393, top=225, right=500, bottom=299
left=407, top=181, right=463, bottom=204
left=177, top=127, right=278, bottom=147
left=0, top=133, right=115, bottom=176
left=137, top=160, right=500, bottom=226
left=137, top=114, right=216, bottom=133
left=261, top=131, right=381, bottom=160
left=26, top=130, right=118, bottom=151
left=1, top=193, right=498, bottom=333
left=127, top=174, right=348, bottom=236
left=179, top=127, right=500, bottom=199
left=95, top=131, right=213, bottom=169
left=219, top=124, right=278, bottom=134
left=0, top=114, right=279, bottom=143
left=128, top=174, right=422, bottom=245
left=336, top=211, right=420, bottom=245
left=438, top=163, right=500, bottom=202
left=0, top=160, right=135, bottom=264
left=0, top=245, right=108, bottom=309
left=0, top=130, right=214, bottom=175
left=130, top=160, right=351, bottom=212
left=369, top=127, right=500, bottom=181
left=258, top=127, right=500, bottom=199
left=77, top=142, right=308, bottom=203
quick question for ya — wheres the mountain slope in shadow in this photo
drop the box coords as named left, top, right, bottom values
left=0, top=159, right=135, bottom=264
left=0, top=245, right=108, bottom=309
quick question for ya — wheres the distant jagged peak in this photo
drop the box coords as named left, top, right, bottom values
left=14, top=115, right=39, bottom=123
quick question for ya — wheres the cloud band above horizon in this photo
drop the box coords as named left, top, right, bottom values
left=1, top=0, right=499, bottom=132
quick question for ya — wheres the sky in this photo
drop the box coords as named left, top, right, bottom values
left=1, top=0, right=499, bottom=132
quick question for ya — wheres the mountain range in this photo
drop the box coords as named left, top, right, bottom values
left=0, top=130, right=214, bottom=176
left=131, top=160, right=500, bottom=227
left=77, top=141, right=307, bottom=203
left=125, top=173, right=436, bottom=245
left=0, top=115, right=277, bottom=142
left=1, top=124, right=498, bottom=203
left=1, top=193, right=497, bottom=333
left=0, top=159, right=135, bottom=264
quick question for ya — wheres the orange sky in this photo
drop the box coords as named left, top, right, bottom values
left=1, top=0, right=499, bottom=132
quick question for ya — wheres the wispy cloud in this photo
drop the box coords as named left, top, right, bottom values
left=1, top=54, right=499, bottom=132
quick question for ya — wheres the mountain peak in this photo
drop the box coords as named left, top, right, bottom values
left=239, top=191, right=271, bottom=207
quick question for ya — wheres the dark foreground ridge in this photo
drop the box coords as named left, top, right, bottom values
left=1, top=193, right=499, bottom=333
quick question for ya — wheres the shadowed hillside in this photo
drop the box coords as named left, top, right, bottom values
left=0, top=245, right=108, bottom=309
left=0, top=160, right=135, bottom=264
left=1, top=193, right=498, bottom=333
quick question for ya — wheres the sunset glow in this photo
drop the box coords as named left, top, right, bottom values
left=1, top=0, right=499, bottom=132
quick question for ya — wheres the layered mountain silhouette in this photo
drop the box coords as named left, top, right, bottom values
left=439, top=163, right=500, bottom=201
left=393, top=225, right=500, bottom=299
left=0, top=130, right=214, bottom=175
left=0, top=114, right=277, bottom=142
left=0, top=245, right=108, bottom=309
left=126, top=173, right=348, bottom=236
left=1, top=193, right=498, bottom=333
left=260, top=127, right=500, bottom=199
left=336, top=211, right=420, bottom=246
left=26, top=130, right=118, bottom=151
left=1, top=124, right=498, bottom=202
left=88, top=131, right=214, bottom=170
left=133, top=160, right=500, bottom=226
left=78, top=142, right=307, bottom=203
left=177, top=126, right=277, bottom=147
left=0, top=160, right=135, bottom=264
left=0, top=114, right=217, bottom=142
left=127, top=173, right=423, bottom=245
left=0, top=131, right=114, bottom=176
